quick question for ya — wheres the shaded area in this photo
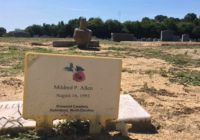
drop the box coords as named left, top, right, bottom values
left=0, top=120, right=158, bottom=139
left=0, top=120, right=137, bottom=140
left=129, top=121, right=159, bottom=134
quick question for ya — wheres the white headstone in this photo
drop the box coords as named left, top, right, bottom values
left=23, top=53, right=122, bottom=123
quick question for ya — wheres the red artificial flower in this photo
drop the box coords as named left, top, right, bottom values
left=73, top=71, right=85, bottom=82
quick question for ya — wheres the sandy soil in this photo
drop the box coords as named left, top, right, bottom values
left=164, top=48, right=200, bottom=59
left=0, top=40, right=200, bottom=140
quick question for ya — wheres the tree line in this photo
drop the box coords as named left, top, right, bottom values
left=0, top=13, right=200, bottom=39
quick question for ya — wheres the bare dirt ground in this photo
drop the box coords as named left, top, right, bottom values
left=0, top=39, right=200, bottom=140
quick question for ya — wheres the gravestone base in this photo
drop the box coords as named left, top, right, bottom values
left=116, top=122, right=132, bottom=136
left=89, top=121, right=102, bottom=134
left=78, top=41, right=100, bottom=51
left=53, top=40, right=100, bottom=50
left=0, top=95, right=151, bottom=136
left=52, top=41, right=76, bottom=47
left=182, top=34, right=190, bottom=42
left=35, top=117, right=54, bottom=131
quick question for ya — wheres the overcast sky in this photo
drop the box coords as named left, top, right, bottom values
left=0, top=0, right=200, bottom=31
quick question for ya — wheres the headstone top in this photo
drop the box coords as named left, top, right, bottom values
left=182, top=34, right=190, bottom=42
left=80, top=17, right=87, bottom=30
left=73, top=17, right=92, bottom=48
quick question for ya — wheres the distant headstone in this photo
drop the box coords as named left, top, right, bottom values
left=23, top=53, right=122, bottom=128
left=33, top=35, right=40, bottom=38
left=53, top=17, right=99, bottom=50
left=161, top=30, right=181, bottom=42
left=182, top=34, right=190, bottom=42
left=161, top=30, right=174, bottom=41
left=52, top=41, right=76, bottom=47
left=141, top=38, right=146, bottom=41
left=153, top=38, right=159, bottom=41
left=111, top=33, right=136, bottom=42
left=146, top=38, right=153, bottom=41
left=40, top=35, right=51, bottom=38
left=73, top=17, right=92, bottom=48
left=173, top=35, right=180, bottom=42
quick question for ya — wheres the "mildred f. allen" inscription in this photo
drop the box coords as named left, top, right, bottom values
left=54, top=85, right=93, bottom=91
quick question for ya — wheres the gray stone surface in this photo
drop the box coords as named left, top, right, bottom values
left=146, top=38, right=153, bottom=41
left=173, top=35, right=180, bottom=42
left=153, top=38, right=159, bottom=41
left=53, top=18, right=100, bottom=50
left=161, top=30, right=174, bottom=41
left=0, top=95, right=150, bottom=129
left=86, top=41, right=100, bottom=50
left=111, top=33, right=136, bottom=42
left=0, top=101, right=35, bottom=129
left=182, top=34, right=190, bottom=42
left=161, top=30, right=181, bottom=42
left=52, top=41, right=76, bottom=47
left=73, top=17, right=92, bottom=48
left=118, top=94, right=151, bottom=122
left=141, top=38, right=146, bottom=41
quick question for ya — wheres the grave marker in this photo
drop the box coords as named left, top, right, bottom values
left=23, top=53, right=122, bottom=129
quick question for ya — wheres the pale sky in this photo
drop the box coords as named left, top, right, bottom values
left=0, top=0, right=200, bottom=31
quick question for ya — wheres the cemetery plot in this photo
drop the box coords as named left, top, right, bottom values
left=0, top=39, right=200, bottom=139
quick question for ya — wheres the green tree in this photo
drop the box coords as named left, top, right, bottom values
left=65, top=24, right=74, bottom=37
left=22, top=13, right=200, bottom=39
left=177, top=22, right=195, bottom=35
left=155, top=15, right=168, bottom=22
left=25, top=25, right=43, bottom=36
left=0, top=27, right=6, bottom=37
left=164, top=19, right=178, bottom=33
left=193, top=18, right=200, bottom=26
left=68, top=19, right=79, bottom=28
left=42, top=23, right=52, bottom=36
left=192, top=26, right=200, bottom=39
left=123, top=21, right=142, bottom=38
left=142, top=17, right=151, bottom=23
left=105, top=19, right=122, bottom=38
left=88, top=17, right=107, bottom=38
left=50, top=24, right=58, bottom=37
left=184, top=13, right=197, bottom=22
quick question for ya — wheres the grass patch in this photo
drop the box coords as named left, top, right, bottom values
left=106, top=46, right=140, bottom=52
left=0, top=46, right=96, bottom=76
left=160, top=45, right=200, bottom=49
left=122, top=68, right=136, bottom=73
left=141, top=49, right=198, bottom=66
left=106, top=46, right=200, bottom=67
left=145, top=69, right=159, bottom=77
left=0, top=37, right=71, bottom=43
left=169, top=69, right=200, bottom=86
left=0, top=46, right=58, bottom=76
left=107, top=46, right=200, bottom=86
left=140, top=83, right=176, bottom=97
left=145, top=69, right=159, bottom=74
left=160, top=68, right=200, bottom=86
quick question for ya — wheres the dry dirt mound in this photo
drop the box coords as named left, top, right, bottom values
left=0, top=76, right=23, bottom=101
